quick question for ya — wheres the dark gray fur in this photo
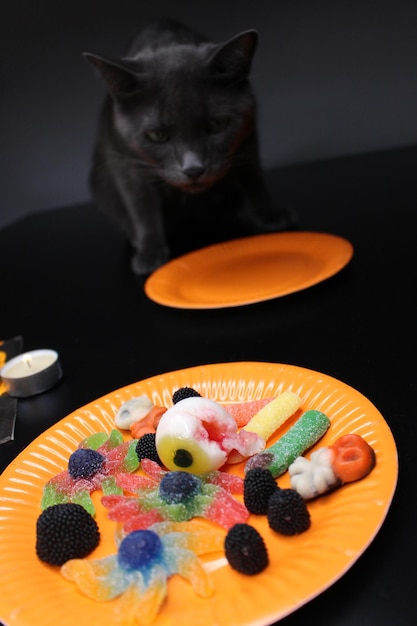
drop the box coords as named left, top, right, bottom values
left=84, top=18, right=294, bottom=274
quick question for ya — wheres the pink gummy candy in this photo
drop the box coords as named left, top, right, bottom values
left=102, top=459, right=249, bottom=531
left=221, top=398, right=274, bottom=427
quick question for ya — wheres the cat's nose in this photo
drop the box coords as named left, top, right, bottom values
left=181, top=152, right=205, bottom=180
left=183, top=164, right=205, bottom=179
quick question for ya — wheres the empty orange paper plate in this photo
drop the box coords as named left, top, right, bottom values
left=144, top=232, right=353, bottom=308
left=0, top=362, right=397, bottom=626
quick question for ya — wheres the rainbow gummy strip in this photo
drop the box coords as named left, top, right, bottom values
left=243, top=391, right=302, bottom=441
left=245, top=410, right=331, bottom=478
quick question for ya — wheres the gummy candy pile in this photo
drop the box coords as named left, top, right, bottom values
left=36, top=388, right=376, bottom=625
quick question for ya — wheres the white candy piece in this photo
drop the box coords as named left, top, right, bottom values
left=289, top=447, right=340, bottom=499
left=114, top=395, right=154, bottom=429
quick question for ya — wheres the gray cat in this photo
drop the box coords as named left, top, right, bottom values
left=84, top=18, right=294, bottom=275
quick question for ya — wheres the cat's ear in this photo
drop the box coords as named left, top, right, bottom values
left=209, top=30, right=258, bottom=79
left=83, top=53, right=142, bottom=97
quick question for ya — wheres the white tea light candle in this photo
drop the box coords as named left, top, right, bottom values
left=0, top=349, right=62, bottom=397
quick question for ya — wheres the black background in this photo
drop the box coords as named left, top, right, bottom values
left=2, top=0, right=417, bottom=227
left=1, top=146, right=416, bottom=624
left=1, top=2, right=417, bottom=624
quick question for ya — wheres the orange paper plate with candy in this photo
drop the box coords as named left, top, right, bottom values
left=0, top=362, right=397, bottom=626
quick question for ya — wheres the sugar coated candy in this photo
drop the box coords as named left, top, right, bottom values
left=221, top=397, right=274, bottom=427
left=243, top=391, right=302, bottom=441
left=102, top=459, right=248, bottom=532
left=227, top=391, right=302, bottom=463
left=245, top=410, right=331, bottom=478
left=61, top=520, right=222, bottom=624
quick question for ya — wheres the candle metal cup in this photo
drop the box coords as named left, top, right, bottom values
left=0, top=349, right=63, bottom=398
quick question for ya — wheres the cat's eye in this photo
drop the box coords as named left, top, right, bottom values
left=145, top=129, right=170, bottom=143
left=207, top=116, right=230, bottom=134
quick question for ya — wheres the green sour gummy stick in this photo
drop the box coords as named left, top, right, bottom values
left=245, top=410, right=331, bottom=478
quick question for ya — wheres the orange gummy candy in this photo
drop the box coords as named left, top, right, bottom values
left=130, top=406, right=167, bottom=438
left=330, top=434, right=376, bottom=483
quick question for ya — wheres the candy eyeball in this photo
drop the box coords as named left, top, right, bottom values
left=155, top=397, right=238, bottom=474
left=155, top=412, right=228, bottom=474
left=115, top=396, right=153, bottom=429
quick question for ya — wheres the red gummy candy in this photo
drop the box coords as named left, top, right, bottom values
left=222, top=398, right=274, bottom=427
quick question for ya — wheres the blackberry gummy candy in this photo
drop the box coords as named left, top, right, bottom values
left=36, top=503, right=100, bottom=565
left=136, top=433, right=163, bottom=465
left=243, top=468, right=279, bottom=514
left=268, top=488, right=311, bottom=535
left=172, top=386, right=201, bottom=403
left=225, top=523, right=269, bottom=575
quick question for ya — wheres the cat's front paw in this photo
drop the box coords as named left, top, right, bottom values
left=254, top=206, right=298, bottom=233
left=131, top=246, right=170, bottom=275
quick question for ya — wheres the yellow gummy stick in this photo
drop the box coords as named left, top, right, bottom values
left=243, top=391, right=302, bottom=442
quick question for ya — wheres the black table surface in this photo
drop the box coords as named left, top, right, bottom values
left=0, top=146, right=416, bottom=625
